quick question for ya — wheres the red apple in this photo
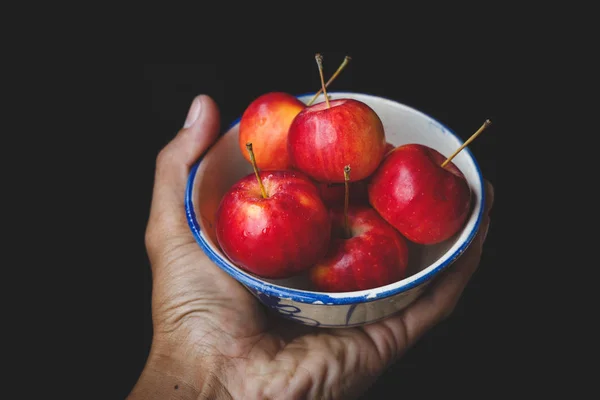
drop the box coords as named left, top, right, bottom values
left=316, top=180, right=369, bottom=208
left=238, top=92, right=305, bottom=170
left=287, top=98, right=387, bottom=183
left=367, top=143, right=472, bottom=245
left=310, top=205, right=410, bottom=292
left=215, top=169, right=331, bottom=279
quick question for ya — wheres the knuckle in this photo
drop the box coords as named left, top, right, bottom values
left=144, top=221, right=160, bottom=254
left=154, top=145, right=178, bottom=181
left=155, top=146, right=171, bottom=168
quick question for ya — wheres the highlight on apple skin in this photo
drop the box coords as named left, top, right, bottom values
left=287, top=98, right=387, bottom=183
left=238, top=92, right=305, bottom=170
left=215, top=169, right=332, bottom=279
left=368, top=143, right=472, bottom=245
left=309, top=205, right=410, bottom=292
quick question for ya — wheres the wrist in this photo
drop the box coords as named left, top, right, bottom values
left=128, top=337, right=231, bottom=400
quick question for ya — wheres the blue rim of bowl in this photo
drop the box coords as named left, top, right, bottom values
left=184, top=91, right=485, bottom=305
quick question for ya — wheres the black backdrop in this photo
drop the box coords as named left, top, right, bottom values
left=118, top=58, right=509, bottom=398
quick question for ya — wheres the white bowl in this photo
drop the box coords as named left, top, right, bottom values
left=185, top=92, right=485, bottom=328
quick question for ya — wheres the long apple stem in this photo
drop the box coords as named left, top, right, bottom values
left=246, top=143, right=268, bottom=198
left=344, top=165, right=351, bottom=239
left=441, top=119, right=492, bottom=168
left=306, top=55, right=351, bottom=106
left=315, top=54, right=331, bottom=108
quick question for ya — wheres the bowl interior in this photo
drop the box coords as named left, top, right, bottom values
left=187, top=92, right=484, bottom=300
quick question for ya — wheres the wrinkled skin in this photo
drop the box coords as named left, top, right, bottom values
left=128, top=95, right=495, bottom=400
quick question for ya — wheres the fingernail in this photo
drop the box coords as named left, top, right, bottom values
left=184, top=96, right=203, bottom=128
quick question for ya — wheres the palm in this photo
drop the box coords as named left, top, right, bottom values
left=151, top=237, right=267, bottom=341
left=238, top=318, right=402, bottom=399
left=152, top=235, right=405, bottom=399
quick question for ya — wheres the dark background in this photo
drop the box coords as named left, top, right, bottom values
left=117, top=57, right=512, bottom=398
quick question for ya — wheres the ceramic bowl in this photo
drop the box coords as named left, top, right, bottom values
left=185, top=92, right=485, bottom=328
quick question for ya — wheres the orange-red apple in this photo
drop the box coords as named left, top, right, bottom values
left=238, top=92, right=305, bottom=170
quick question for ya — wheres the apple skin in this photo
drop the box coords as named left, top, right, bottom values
left=309, top=205, right=410, bottom=292
left=287, top=99, right=387, bottom=183
left=316, top=180, right=369, bottom=208
left=368, top=143, right=472, bottom=245
left=238, top=92, right=305, bottom=170
left=314, top=143, right=391, bottom=207
left=215, top=170, right=331, bottom=279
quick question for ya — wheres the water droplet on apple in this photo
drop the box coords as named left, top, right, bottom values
left=262, top=228, right=269, bottom=234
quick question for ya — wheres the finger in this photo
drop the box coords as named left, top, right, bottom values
left=368, top=180, right=494, bottom=355
left=146, top=95, right=221, bottom=246
left=400, top=179, right=494, bottom=342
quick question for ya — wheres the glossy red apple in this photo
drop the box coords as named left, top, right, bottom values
left=288, top=98, right=387, bottom=183
left=238, top=92, right=305, bottom=170
left=368, top=143, right=472, bottom=245
left=215, top=166, right=332, bottom=279
left=236, top=56, right=352, bottom=171
left=309, top=205, right=410, bottom=292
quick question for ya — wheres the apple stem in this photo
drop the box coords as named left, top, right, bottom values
left=344, top=165, right=351, bottom=239
left=441, top=119, right=492, bottom=168
left=246, top=142, right=268, bottom=199
left=315, top=54, right=331, bottom=108
left=306, top=55, right=351, bottom=106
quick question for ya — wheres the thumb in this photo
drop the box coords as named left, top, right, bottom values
left=146, top=95, right=221, bottom=245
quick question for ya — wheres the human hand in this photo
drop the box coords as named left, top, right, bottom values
left=128, top=94, right=495, bottom=400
